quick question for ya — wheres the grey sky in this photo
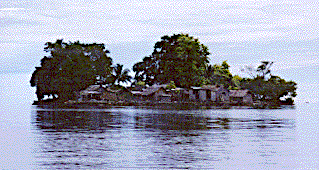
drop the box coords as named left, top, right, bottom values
left=1, top=0, right=318, bottom=102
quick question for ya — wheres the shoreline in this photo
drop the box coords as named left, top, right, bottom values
left=33, top=100, right=293, bottom=109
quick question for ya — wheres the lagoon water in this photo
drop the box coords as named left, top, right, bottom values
left=0, top=74, right=318, bottom=169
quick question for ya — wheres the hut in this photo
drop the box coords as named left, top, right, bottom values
left=229, top=90, right=253, bottom=104
left=131, top=84, right=172, bottom=102
left=171, top=88, right=190, bottom=102
left=100, top=87, right=133, bottom=102
left=189, top=85, right=230, bottom=102
left=79, top=85, right=105, bottom=101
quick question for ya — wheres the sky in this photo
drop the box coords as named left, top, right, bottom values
left=0, top=0, right=318, bottom=103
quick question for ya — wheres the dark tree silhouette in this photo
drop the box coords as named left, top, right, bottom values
left=113, top=64, right=132, bottom=85
left=240, top=61, right=297, bottom=104
left=30, top=40, right=113, bottom=101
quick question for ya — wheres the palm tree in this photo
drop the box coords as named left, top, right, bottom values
left=257, top=61, right=273, bottom=80
left=113, top=64, right=132, bottom=85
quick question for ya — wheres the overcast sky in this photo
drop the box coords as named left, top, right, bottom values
left=1, top=0, right=318, bottom=102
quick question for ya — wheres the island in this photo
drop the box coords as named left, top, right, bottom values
left=30, top=34, right=297, bottom=108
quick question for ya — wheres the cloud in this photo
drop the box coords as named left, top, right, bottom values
left=274, top=59, right=319, bottom=71
left=1, top=0, right=319, bottom=75
left=1, top=0, right=318, bottom=45
left=0, top=8, right=25, bottom=11
left=228, top=58, right=319, bottom=77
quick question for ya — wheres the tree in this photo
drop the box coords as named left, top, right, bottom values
left=241, top=61, right=273, bottom=80
left=30, top=40, right=113, bottom=101
left=113, top=64, right=132, bottom=85
left=240, top=61, right=297, bottom=104
left=132, top=56, right=157, bottom=86
left=166, top=81, right=177, bottom=90
left=133, top=34, right=210, bottom=87
left=231, top=75, right=243, bottom=90
left=257, top=61, right=273, bottom=80
left=204, top=61, right=236, bottom=88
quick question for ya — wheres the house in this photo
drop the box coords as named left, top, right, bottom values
left=189, top=85, right=230, bottom=102
left=101, top=87, right=132, bottom=102
left=131, top=84, right=172, bottom=102
left=79, top=85, right=106, bottom=101
left=171, top=88, right=190, bottom=102
left=229, top=90, right=253, bottom=104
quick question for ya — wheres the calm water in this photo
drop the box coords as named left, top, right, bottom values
left=0, top=74, right=318, bottom=169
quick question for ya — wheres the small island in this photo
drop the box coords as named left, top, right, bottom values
left=30, top=34, right=297, bottom=108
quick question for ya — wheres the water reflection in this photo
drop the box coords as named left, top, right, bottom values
left=31, top=107, right=296, bottom=169
left=134, top=112, right=212, bottom=130
left=34, top=109, right=123, bottom=133
left=132, top=111, right=294, bottom=169
left=134, top=112, right=293, bottom=131
left=33, top=109, right=125, bottom=168
left=208, top=118, right=293, bottom=130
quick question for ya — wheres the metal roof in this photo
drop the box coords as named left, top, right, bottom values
left=229, top=90, right=250, bottom=97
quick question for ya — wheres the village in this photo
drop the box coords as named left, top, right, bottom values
left=75, top=83, right=255, bottom=107
left=31, top=39, right=297, bottom=108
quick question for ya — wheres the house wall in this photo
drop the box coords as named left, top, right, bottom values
left=216, top=88, right=230, bottom=102
left=199, top=90, right=206, bottom=102
left=173, top=91, right=189, bottom=102
left=189, top=88, right=231, bottom=102
left=211, top=91, right=217, bottom=101
left=200, top=90, right=218, bottom=101
left=160, top=96, right=171, bottom=102
left=117, top=92, right=132, bottom=101
left=153, top=88, right=166, bottom=101
left=189, top=89, right=202, bottom=101
left=243, top=94, right=253, bottom=104
left=231, top=97, right=242, bottom=103
left=189, top=90, right=196, bottom=100
left=101, top=92, right=117, bottom=101
left=131, top=95, right=142, bottom=102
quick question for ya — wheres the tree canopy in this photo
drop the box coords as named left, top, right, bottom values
left=30, top=36, right=298, bottom=105
left=30, top=40, right=113, bottom=101
left=204, top=61, right=238, bottom=89
left=133, top=34, right=210, bottom=87
left=112, top=64, right=132, bottom=85
left=240, top=61, right=297, bottom=104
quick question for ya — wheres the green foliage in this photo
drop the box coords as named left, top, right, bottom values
left=136, top=81, right=146, bottom=86
left=231, top=75, right=243, bottom=89
left=166, top=81, right=177, bottom=90
left=257, top=61, right=273, bottom=80
left=131, top=81, right=146, bottom=91
left=30, top=40, right=113, bottom=101
left=133, top=56, right=157, bottom=85
left=242, top=61, right=273, bottom=80
left=240, top=62, right=297, bottom=104
left=204, top=61, right=235, bottom=88
left=113, top=64, right=132, bottom=85
left=133, top=34, right=210, bottom=88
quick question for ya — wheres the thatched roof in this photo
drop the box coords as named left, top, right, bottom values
left=106, top=88, right=121, bottom=93
left=132, top=84, right=168, bottom=96
left=191, top=85, right=222, bottom=91
left=131, top=91, right=143, bottom=95
left=229, top=90, right=250, bottom=98
left=85, top=85, right=101, bottom=91
left=201, top=85, right=220, bottom=91
left=101, top=88, right=132, bottom=101
left=80, top=85, right=105, bottom=95
left=142, top=85, right=167, bottom=96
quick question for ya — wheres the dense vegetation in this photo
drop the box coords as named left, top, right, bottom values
left=133, top=34, right=210, bottom=87
left=240, top=61, right=297, bottom=104
left=30, top=40, right=131, bottom=101
left=30, top=35, right=297, bottom=104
